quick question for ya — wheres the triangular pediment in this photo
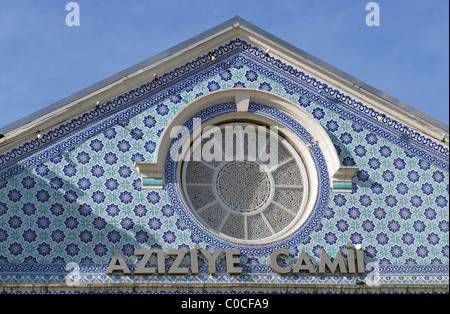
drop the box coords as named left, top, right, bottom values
left=0, top=16, right=448, bottom=179
left=0, top=16, right=448, bottom=292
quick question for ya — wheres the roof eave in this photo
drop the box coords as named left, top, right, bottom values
left=1, top=15, right=448, bottom=151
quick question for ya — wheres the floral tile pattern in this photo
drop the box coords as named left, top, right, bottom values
left=0, top=39, right=448, bottom=288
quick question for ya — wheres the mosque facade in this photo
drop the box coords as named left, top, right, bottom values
left=0, top=16, right=448, bottom=294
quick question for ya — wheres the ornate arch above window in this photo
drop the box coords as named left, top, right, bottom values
left=134, top=88, right=358, bottom=192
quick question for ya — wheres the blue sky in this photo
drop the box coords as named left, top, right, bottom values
left=0, top=0, right=448, bottom=130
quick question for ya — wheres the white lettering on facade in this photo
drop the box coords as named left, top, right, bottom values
left=105, top=245, right=365, bottom=275
left=269, top=247, right=365, bottom=275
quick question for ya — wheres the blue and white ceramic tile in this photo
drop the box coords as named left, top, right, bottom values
left=0, top=39, right=448, bottom=287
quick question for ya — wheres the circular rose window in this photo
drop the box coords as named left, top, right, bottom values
left=181, top=123, right=308, bottom=244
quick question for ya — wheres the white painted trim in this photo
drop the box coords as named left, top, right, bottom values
left=136, top=88, right=346, bottom=183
